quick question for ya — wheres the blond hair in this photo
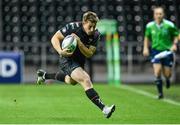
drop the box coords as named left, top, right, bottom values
left=83, top=11, right=99, bottom=23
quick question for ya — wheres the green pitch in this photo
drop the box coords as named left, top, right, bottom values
left=0, top=83, right=180, bottom=124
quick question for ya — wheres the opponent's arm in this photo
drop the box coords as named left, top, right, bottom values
left=51, top=31, right=73, bottom=57
left=143, top=37, right=150, bottom=57
left=72, top=33, right=96, bottom=58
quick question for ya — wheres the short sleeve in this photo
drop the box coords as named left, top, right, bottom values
left=170, top=24, right=179, bottom=37
left=59, top=22, right=80, bottom=37
left=59, top=24, right=73, bottom=37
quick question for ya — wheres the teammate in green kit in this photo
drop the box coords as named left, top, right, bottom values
left=143, top=6, right=179, bottom=99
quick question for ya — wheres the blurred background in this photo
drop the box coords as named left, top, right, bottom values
left=0, top=0, right=180, bottom=83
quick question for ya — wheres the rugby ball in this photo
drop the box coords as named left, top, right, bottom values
left=61, top=35, right=77, bottom=53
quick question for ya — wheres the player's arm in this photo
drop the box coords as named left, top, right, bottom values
left=72, top=33, right=96, bottom=58
left=170, top=36, right=178, bottom=52
left=143, top=23, right=151, bottom=57
left=51, top=31, right=64, bottom=54
left=143, top=37, right=150, bottom=57
left=78, top=39, right=96, bottom=58
left=170, top=25, right=180, bottom=52
left=51, top=31, right=73, bottom=57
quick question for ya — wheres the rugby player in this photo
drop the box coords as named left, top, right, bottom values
left=143, top=6, right=179, bottom=99
left=36, top=11, right=115, bottom=118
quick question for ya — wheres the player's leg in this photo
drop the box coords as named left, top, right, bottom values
left=161, top=53, right=174, bottom=89
left=37, top=69, right=77, bottom=85
left=36, top=69, right=65, bottom=84
left=70, top=67, right=115, bottom=118
left=151, top=49, right=164, bottom=99
left=162, top=66, right=172, bottom=89
left=153, top=63, right=163, bottom=99
left=64, top=75, right=77, bottom=85
left=71, top=67, right=93, bottom=90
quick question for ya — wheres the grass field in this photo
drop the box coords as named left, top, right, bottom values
left=0, top=83, right=180, bottom=124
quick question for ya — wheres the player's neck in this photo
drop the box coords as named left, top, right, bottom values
left=155, top=19, right=163, bottom=25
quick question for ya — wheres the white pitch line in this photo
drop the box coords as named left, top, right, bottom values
left=120, top=85, right=180, bottom=106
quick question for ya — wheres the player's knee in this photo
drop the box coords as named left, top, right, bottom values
left=83, top=77, right=93, bottom=88
left=76, top=76, right=92, bottom=87
left=65, top=75, right=74, bottom=84
left=153, top=65, right=162, bottom=77
left=154, top=72, right=161, bottom=78
left=83, top=78, right=91, bottom=84
left=164, top=72, right=171, bottom=78
left=74, top=75, right=89, bottom=84
left=154, top=69, right=161, bottom=77
left=65, top=75, right=78, bottom=85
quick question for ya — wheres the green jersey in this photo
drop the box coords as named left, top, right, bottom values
left=145, top=19, right=179, bottom=51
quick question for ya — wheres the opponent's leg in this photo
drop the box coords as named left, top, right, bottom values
left=71, top=67, right=115, bottom=118
left=153, top=64, right=163, bottom=99
left=162, top=66, right=172, bottom=89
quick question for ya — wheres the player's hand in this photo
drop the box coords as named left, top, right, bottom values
left=71, top=33, right=80, bottom=42
left=170, top=44, right=177, bottom=52
left=59, top=48, right=73, bottom=57
left=143, top=48, right=149, bottom=57
left=71, top=33, right=84, bottom=49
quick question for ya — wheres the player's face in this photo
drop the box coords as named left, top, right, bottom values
left=83, top=21, right=96, bottom=36
left=154, top=8, right=164, bottom=22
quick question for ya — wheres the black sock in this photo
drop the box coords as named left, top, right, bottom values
left=155, top=77, right=163, bottom=95
left=45, top=71, right=66, bottom=82
left=45, top=73, right=56, bottom=79
left=166, top=78, right=170, bottom=88
left=85, top=88, right=105, bottom=110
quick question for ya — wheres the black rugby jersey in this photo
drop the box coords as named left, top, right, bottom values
left=59, top=22, right=101, bottom=66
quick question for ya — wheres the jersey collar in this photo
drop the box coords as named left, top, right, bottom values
left=155, top=19, right=164, bottom=29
